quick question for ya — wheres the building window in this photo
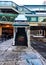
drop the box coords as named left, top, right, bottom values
left=31, top=17, right=38, bottom=22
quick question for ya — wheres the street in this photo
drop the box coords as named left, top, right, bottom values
left=31, top=40, right=46, bottom=59
left=0, top=39, right=46, bottom=65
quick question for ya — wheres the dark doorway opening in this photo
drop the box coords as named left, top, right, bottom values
left=15, top=27, right=28, bottom=46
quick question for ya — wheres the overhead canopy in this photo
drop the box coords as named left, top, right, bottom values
left=15, top=14, right=27, bottom=21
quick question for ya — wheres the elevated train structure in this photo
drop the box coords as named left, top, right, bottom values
left=0, top=1, right=46, bottom=46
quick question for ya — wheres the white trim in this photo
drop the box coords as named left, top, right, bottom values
left=25, top=14, right=46, bottom=17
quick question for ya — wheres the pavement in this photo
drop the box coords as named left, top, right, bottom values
left=0, top=39, right=46, bottom=65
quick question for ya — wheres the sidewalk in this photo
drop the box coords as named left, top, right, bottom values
left=0, top=39, right=46, bottom=65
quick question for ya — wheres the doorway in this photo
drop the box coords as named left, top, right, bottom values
left=15, top=27, right=28, bottom=46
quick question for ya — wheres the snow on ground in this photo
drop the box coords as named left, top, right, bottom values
left=0, top=39, right=46, bottom=65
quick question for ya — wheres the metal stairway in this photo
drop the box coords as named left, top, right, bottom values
left=15, top=28, right=28, bottom=46
left=0, top=1, right=31, bottom=14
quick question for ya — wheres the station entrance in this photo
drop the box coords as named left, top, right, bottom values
left=13, top=14, right=30, bottom=47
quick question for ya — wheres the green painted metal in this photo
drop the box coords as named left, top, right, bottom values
left=0, top=13, right=46, bottom=22
left=13, top=25, right=29, bottom=26
left=0, top=13, right=17, bottom=17
left=0, top=13, right=18, bottom=22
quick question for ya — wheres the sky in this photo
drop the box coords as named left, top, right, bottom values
left=1, top=0, right=45, bottom=5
